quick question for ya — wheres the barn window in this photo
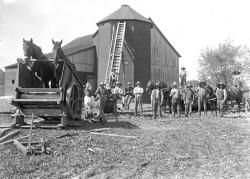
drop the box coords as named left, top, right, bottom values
left=12, top=79, right=15, bottom=84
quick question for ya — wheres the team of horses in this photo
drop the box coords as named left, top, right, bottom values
left=22, top=38, right=72, bottom=88
left=146, top=80, right=245, bottom=115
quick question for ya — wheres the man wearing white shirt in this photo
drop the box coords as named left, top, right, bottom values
left=133, top=81, right=144, bottom=116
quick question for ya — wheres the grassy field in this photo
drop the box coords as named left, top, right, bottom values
left=0, top=110, right=250, bottom=179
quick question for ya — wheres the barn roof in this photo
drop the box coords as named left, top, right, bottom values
left=4, top=63, right=17, bottom=69
left=97, top=5, right=152, bottom=25
left=62, top=34, right=94, bottom=55
left=149, top=18, right=181, bottom=57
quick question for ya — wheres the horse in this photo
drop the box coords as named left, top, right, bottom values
left=23, top=38, right=56, bottom=88
left=51, top=39, right=76, bottom=87
left=225, top=86, right=244, bottom=113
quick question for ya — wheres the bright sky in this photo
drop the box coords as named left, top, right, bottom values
left=1, top=0, right=250, bottom=80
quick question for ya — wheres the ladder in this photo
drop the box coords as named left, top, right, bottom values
left=105, top=21, right=126, bottom=87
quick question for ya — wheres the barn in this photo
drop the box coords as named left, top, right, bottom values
left=62, top=5, right=181, bottom=101
left=4, top=63, right=17, bottom=96
left=2, top=5, right=180, bottom=102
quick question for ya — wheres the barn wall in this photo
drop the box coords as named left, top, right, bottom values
left=150, top=25, right=179, bottom=85
left=0, top=69, right=4, bottom=96
left=4, top=68, right=17, bottom=96
left=125, top=21, right=151, bottom=102
left=67, top=47, right=96, bottom=73
left=94, top=22, right=112, bottom=85
left=118, top=45, right=134, bottom=86
left=66, top=47, right=97, bottom=88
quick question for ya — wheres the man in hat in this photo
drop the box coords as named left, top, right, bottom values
left=184, top=82, right=195, bottom=117
left=170, top=82, right=181, bottom=117
left=232, top=69, right=242, bottom=88
left=216, top=82, right=228, bottom=117
left=112, top=81, right=123, bottom=120
left=95, top=82, right=107, bottom=119
left=133, top=81, right=144, bottom=116
left=180, top=66, right=187, bottom=88
left=151, top=82, right=164, bottom=119
left=196, top=80, right=209, bottom=117
left=123, top=82, right=134, bottom=109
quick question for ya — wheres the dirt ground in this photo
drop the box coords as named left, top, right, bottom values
left=0, top=106, right=250, bottom=179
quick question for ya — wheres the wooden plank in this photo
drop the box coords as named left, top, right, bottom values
left=0, top=135, right=32, bottom=145
left=27, top=113, right=34, bottom=151
left=12, top=99, right=60, bottom=105
left=21, top=108, right=62, bottom=116
left=21, top=141, right=44, bottom=145
left=88, top=132, right=138, bottom=139
left=0, top=128, right=11, bottom=137
left=0, top=125, right=12, bottom=128
left=14, top=139, right=28, bottom=155
left=17, top=88, right=61, bottom=93
left=20, top=94, right=60, bottom=99
left=0, top=130, right=20, bottom=143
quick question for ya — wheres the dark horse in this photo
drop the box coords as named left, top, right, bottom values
left=225, top=86, right=244, bottom=113
left=23, top=38, right=56, bottom=88
left=51, top=39, right=76, bottom=87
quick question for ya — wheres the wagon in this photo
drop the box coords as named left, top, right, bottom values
left=11, top=58, right=84, bottom=127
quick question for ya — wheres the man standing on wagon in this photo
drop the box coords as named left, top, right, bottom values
left=180, top=66, right=187, bottom=88
left=133, top=81, right=144, bottom=116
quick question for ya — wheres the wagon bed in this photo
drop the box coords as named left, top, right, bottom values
left=12, top=58, right=84, bottom=126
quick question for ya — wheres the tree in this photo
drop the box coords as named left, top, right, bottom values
left=198, top=41, right=250, bottom=86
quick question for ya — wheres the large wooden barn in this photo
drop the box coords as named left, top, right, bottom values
left=2, top=5, right=180, bottom=102
left=62, top=5, right=180, bottom=101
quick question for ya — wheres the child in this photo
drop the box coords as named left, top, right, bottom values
left=184, top=83, right=194, bottom=117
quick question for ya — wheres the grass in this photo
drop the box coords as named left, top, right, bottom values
left=0, top=112, right=250, bottom=178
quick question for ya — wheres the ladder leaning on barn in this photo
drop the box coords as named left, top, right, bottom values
left=105, top=21, right=126, bottom=87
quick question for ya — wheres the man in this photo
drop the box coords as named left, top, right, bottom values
left=184, top=83, right=195, bottom=117
left=133, top=81, right=144, bottom=116
left=232, top=69, right=242, bottom=88
left=123, top=82, right=134, bottom=109
left=95, top=82, right=107, bottom=119
left=216, top=82, right=228, bottom=117
left=112, top=81, right=123, bottom=120
left=170, top=82, right=181, bottom=117
left=151, top=82, right=163, bottom=119
left=180, top=67, right=187, bottom=88
left=196, top=80, right=209, bottom=117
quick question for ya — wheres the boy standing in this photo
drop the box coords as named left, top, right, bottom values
left=170, top=82, right=181, bottom=117
left=184, top=83, right=194, bottom=117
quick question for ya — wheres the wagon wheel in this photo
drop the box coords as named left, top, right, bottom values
left=66, top=83, right=79, bottom=119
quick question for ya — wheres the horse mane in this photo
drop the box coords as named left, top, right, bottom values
left=30, top=42, right=47, bottom=59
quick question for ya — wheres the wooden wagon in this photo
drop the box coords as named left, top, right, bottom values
left=11, top=58, right=84, bottom=127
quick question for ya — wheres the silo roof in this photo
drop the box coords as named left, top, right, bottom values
left=97, top=5, right=152, bottom=25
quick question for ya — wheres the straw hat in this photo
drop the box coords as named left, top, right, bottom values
left=172, top=82, right=177, bottom=86
left=186, top=83, right=193, bottom=88
left=232, top=69, right=241, bottom=75
left=181, top=66, right=186, bottom=69
left=136, top=81, right=140, bottom=85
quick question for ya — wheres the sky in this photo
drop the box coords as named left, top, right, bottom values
left=1, top=0, right=250, bottom=80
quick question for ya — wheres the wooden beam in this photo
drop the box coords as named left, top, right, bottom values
left=0, top=135, right=31, bottom=145
left=14, top=139, right=28, bottom=155
left=21, top=141, right=45, bottom=146
left=88, top=132, right=138, bottom=139
left=0, top=128, right=11, bottom=138
left=0, top=130, right=20, bottom=143
left=16, top=88, right=61, bottom=93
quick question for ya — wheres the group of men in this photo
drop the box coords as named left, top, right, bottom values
left=84, top=66, right=240, bottom=120
left=84, top=80, right=145, bottom=119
